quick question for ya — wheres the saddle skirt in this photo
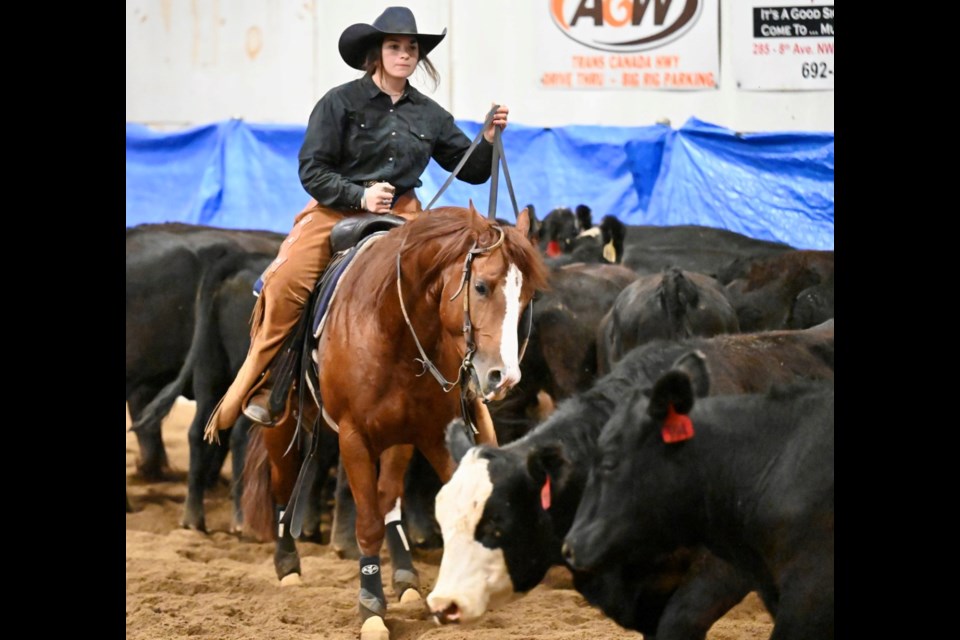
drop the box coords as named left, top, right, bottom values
left=254, top=213, right=406, bottom=435
left=305, top=232, right=389, bottom=433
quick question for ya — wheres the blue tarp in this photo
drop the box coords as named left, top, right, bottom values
left=126, top=116, right=834, bottom=250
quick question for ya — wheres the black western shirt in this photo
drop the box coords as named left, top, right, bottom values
left=298, top=74, right=494, bottom=210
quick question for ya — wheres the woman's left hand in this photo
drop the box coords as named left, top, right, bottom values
left=483, top=104, right=509, bottom=143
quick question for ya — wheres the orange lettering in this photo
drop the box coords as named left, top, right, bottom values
left=603, top=0, right=632, bottom=27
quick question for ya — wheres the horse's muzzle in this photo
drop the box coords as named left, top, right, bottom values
left=479, top=367, right=520, bottom=401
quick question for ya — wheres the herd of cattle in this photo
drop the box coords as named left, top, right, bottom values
left=126, top=203, right=835, bottom=638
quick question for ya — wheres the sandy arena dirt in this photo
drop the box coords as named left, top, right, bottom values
left=126, top=399, right=774, bottom=639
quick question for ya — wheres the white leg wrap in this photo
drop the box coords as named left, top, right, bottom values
left=384, top=498, right=402, bottom=524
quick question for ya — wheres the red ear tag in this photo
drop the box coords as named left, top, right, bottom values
left=540, top=475, right=552, bottom=510
left=661, top=403, right=694, bottom=443
left=546, top=240, right=561, bottom=257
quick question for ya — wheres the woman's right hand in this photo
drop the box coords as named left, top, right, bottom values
left=363, top=182, right=396, bottom=213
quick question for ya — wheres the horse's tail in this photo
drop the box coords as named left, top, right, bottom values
left=129, top=248, right=257, bottom=434
left=241, top=425, right=276, bottom=542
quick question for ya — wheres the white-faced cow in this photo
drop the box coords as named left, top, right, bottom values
left=426, top=321, right=834, bottom=636
left=564, top=371, right=834, bottom=639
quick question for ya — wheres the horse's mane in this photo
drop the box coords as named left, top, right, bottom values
left=354, top=206, right=549, bottom=314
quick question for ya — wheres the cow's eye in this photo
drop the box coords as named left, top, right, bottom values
left=474, top=280, right=489, bottom=296
left=600, top=458, right=619, bottom=474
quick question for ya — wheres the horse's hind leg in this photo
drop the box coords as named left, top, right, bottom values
left=300, top=426, right=339, bottom=542
left=262, top=413, right=302, bottom=582
left=402, top=449, right=443, bottom=549
left=331, top=458, right=361, bottom=559
left=379, top=445, right=421, bottom=603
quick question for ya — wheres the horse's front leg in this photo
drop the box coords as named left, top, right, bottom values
left=378, top=445, right=421, bottom=603
left=261, top=413, right=302, bottom=584
left=340, top=426, right=391, bottom=638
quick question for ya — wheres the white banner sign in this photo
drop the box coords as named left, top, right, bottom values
left=537, top=0, right=720, bottom=91
left=732, top=1, right=834, bottom=91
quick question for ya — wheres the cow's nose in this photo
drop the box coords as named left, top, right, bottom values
left=432, top=600, right=461, bottom=624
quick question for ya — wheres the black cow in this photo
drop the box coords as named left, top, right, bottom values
left=126, top=223, right=283, bottom=479
left=126, top=224, right=284, bottom=529
left=619, top=224, right=795, bottom=277
left=538, top=206, right=579, bottom=258
left=721, top=249, right=835, bottom=331
left=789, top=271, right=834, bottom=329
left=596, top=267, right=740, bottom=375
left=426, top=321, right=834, bottom=636
left=564, top=372, right=834, bottom=639
left=545, top=215, right=628, bottom=267
left=131, top=249, right=283, bottom=531
left=485, top=261, right=639, bottom=440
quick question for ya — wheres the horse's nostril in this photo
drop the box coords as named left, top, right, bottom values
left=561, top=542, right=574, bottom=565
left=486, top=369, right=503, bottom=389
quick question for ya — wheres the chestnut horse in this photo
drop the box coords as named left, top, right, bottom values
left=238, top=205, right=547, bottom=639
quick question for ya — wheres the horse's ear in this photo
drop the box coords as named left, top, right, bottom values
left=445, top=418, right=475, bottom=463
left=516, top=207, right=531, bottom=240
left=466, top=199, right=486, bottom=227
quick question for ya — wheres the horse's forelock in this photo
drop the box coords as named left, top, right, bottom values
left=501, top=224, right=550, bottom=292
left=407, top=208, right=481, bottom=280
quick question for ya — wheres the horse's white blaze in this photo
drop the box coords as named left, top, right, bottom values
left=497, top=263, right=524, bottom=388
left=428, top=449, right=514, bottom=622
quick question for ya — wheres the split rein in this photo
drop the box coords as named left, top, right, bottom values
left=394, top=225, right=533, bottom=434
left=398, top=104, right=529, bottom=436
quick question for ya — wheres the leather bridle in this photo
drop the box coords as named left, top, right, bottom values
left=395, top=224, right=533, bottom=435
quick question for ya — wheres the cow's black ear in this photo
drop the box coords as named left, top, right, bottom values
left=670, top=350, right=710, bottom=398
left=445, top=419, right=475, bottom=463
left=526, top=443, right=572, bottom=492
left=648, top=369, right=696, bottom=420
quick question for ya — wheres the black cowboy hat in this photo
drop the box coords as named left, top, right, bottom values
left=338, top=6, right=447, bottom=70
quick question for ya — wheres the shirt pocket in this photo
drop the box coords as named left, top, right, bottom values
left=406, top=124, right=436, bottom=171
left=344, top=109, right=380, bottom=158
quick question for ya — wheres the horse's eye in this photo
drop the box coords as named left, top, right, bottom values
left=474, top=280, right=489, bottom=296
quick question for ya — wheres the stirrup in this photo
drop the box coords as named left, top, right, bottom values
left=243, top=386, right=278, bottom=426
